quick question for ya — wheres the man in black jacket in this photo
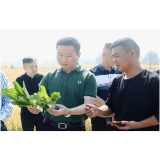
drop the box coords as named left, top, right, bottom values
left=16, top=57, right=44, bottom=131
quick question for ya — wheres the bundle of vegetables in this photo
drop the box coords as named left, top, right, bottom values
left=29, top=85, right=61, bottom=111
left=1, top=81, right=61, bottom=112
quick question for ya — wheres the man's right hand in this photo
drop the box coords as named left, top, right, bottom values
left=85, top=104, right=100, bottom=118
left=27, top=108, right=41, bottom=114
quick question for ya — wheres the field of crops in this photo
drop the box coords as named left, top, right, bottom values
left=1, top=64, right=159, bottom=131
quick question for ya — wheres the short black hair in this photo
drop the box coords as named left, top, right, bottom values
left=102, top=43, right=112, bottom=52
left=56, top=37, right=81, bottom=54
left=111, top=37, right=140, bottom=57
left=22, top=57, right=37, bottom=65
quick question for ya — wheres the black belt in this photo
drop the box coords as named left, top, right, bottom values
left=45, top=118, right=85, bottom=129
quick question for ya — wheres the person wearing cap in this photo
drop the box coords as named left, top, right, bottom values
left=85, top=37, right=159, bottom=131
left=0, top=71, right=13, bottom=131
left=28, top=37, right=97, bottom=131
left=90, top=43, right=122, bottom=131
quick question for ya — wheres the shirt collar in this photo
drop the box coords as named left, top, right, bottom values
left=98, top=64, right=117, bottom=72
left=25, top=72, right=37, bottom=79
left=58, top=63, right=83, bottom=73
left=98, top=64, right=106, bottom=71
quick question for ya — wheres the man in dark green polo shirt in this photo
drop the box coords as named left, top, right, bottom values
left=28, top=37, right=97, bottom=131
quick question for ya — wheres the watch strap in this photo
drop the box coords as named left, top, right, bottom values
left=64, top=108, right=71, bottom=117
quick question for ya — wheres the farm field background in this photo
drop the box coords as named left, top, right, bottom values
left=1, top=64, right=159, bottom=131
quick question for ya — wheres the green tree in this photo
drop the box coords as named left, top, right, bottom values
left=10, top=64, right=14, bottom=69
left=4, top=63, right=8, bottom=68
left=142, top=51, right=159, bottom=64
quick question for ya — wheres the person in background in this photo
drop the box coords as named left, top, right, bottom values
left=16, top=57, right=44, bottom=131
left=0, top=71, right=13, bottom=131
left=153, top=68, right=160, bottom=132
left=85, top=37, right=159, bottom=131
left=90, top=43, right=122, bottom=131
left=153, top=69, right=159, bottom=75
left=28, top=37, right=97, bottom=131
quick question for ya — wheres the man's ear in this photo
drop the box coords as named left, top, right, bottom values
left=23, top=65, right=26, bottom=71
left=78, top=52, right=81, bottom=59
left=102, top=52, right=105, bottom=57
left=130, top=49, right=136, bottom=57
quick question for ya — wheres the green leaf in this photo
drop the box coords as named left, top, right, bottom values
left=51, top=92, right=61, bottom=101
left=11, top=101, right=24, bottom=106
left=13, top=81, right=25, bottom=96
left=18, top=96, right=30, bottom=104
left=18, top=105, right=27, bottom=108
left=34, top=92, right=44, bottom=101
left=1, top=88, right=19, bottom=101
left=25, top=105, right=34, bottom=108
left=42, top=96, right=51, bottom=103
left=39, top=85, right=48, bottom=97
left=29, top=95, right=39, bottom=102
left=29, top=100, right=37, bottom=106
left=47, top=101, right=56, bottom=111
left=4, top=88, right=18, bottom=95
left=23, top=81, right=30, bottom=98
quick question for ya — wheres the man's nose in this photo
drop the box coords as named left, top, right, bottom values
left=62, top=57, right=67, bottom=62
left=113, top=58, right=117, bottom=64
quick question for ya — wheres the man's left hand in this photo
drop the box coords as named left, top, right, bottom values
left=113, top=121, right=139, bottom=130
left=48, top=104, right=69, bottom=116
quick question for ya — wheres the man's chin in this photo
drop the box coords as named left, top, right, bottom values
left=116, top=66, right=123, bottom=72
left=31, top=73, right=37, bottom=76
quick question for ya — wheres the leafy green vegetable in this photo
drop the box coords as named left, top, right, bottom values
left=1, top=88, right=20, bottom=101
left=39, top=85, right=48, bottom=97
left=23, top=81, right=30, bottom=98
left=29, top=85, right=61, bottom=111
left=1, top=81, right=61, bottom=112
left=51, top=92, right=61, bottom=101
left=13, top=81, right=25, bottom=96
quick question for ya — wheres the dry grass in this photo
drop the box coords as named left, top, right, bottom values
left=141, top=64, right=159, bottom=70
left=1, top=64, right=159, bottom=131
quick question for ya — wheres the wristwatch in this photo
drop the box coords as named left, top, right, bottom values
left=64, top=108, right=72, bottom=117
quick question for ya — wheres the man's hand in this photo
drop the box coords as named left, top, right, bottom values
left=113, top=121, right=139, bottom=130
left=85, top=104, right=100, bottom=118
left=27, top=108, right=41, bottom=114
left=48, top=104, right=69, bottom=116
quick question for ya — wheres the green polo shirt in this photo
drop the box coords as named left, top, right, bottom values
left=40, top=64, right=97, bottom=123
